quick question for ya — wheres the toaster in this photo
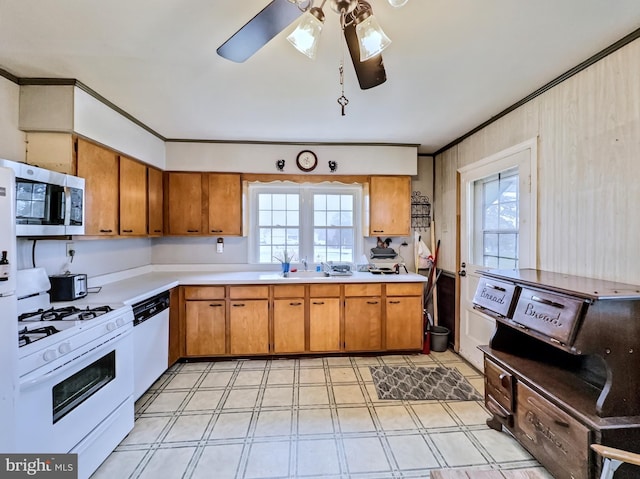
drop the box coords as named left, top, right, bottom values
left=49, top=273, right=88, bottom=301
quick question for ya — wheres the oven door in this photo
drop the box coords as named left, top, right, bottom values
left=17, top=326, right=133, bottom=453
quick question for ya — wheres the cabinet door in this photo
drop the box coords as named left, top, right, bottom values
left=76, top=138, right=119, bottom=235
left=369, top=176, right=410, bottom=236
left=119, top=156, right=147, bottom=236
left=207, top=173, right=242, bottom=235
left=273, top=298, right=305, bottom=353
left=148, top=166, right=164, bottom=236
left=167, top=172, right=203, bottom=235
left=344, top=297, right=382, bottom=351
left=185, top=301, right=226, bottom=356
left=385, top=296, right=423, bottom=350
left=309, top=298, right=341, bottom=352
left=229, top=299, right=269, bottom=355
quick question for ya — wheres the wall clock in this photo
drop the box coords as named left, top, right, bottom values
left=296, top=150, right=317, bottom=172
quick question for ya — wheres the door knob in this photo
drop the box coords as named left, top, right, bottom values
left=458, top=270, right=466, bottom=277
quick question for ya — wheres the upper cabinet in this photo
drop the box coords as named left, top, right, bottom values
left=166, top=172, right=204, bottom=235
left=207, top=173, right=242, bottom=236
left=165, top=172, right=242, bottom=236
left=147, top=166, right=164, bottom=236
left=119, top=155, right=147, bottom=236
left=75, top=137, right=162, bottom=238
left=369, top=176, right=411, bottom=236
left=76, top=138, right=119, bottom=236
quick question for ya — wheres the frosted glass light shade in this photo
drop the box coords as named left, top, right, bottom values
left=388, top=0, right=409, bottom=7
left=355, top=15, right=392, bottom=61
left=287, top=11, right=324, bottom=59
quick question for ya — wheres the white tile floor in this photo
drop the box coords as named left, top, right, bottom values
left=91, top=351, right=552, bottom=479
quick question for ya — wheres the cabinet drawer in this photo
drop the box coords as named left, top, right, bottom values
left=472, top=278, right=519, bottom=317
left=309, top=284, right=341, bottom=297
left=515, top=382, right=590, bottom=479
left=184, top=286, right=225, bottom=300
left=512, top=288, right=586, bottom=345
left=484, top=358, right=514, bottom=413
left=386, top=283, right=423, bottom=296
left=229, top=286, right=269, bottom=299
left=344, top=283, right=382, bottom=297
left=273, top=285, right=305, bottom=298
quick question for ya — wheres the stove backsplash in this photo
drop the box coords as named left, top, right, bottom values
left=17, top=238, right=152, bottom=278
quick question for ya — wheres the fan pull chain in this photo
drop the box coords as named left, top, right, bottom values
left=337, top=63, right=349, bottom=116
left=337, top=12, right=349, bottom=116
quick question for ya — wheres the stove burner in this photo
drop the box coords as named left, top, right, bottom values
left=19, top=305, right=114, bottom=322
left=18, top=325, right=61, bottom=347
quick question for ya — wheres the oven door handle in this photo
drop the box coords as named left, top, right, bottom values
left=20, top=328, right=131, bottom=389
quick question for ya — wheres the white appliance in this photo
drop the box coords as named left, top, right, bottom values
left=132, top=290, right=170, bottom=400
left=0, top=166, right=18, bottom=453
left=16, top=268, right=134, bottom=479
left=0, top=158, right=85, bottom=236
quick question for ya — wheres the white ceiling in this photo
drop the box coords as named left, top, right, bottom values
left=1, top=1, right=639, bottom=153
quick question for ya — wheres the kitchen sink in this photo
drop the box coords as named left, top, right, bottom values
left=281, top=271, right=332, bottom=280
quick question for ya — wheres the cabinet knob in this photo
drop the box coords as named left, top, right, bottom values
left=122, top=229, right=133, bottom=233
left=232, top=303, right=245, bottom=307
left=367, top=301, right=379, bottom=305
left=209, top=303, right=223, bottom=307
left=187, top=229, right=199, bottom=233
left=153, top=229, right=162, bottom=233
left=211, top=229, right=222, bottom=233
left=290, top=302, right=302, bottom=306
left=99, top=229, right=113, bottom=233
left=312, top=301, right=325, bottom=305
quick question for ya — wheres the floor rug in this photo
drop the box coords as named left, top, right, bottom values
left=369, top=365, right=483, bottom=401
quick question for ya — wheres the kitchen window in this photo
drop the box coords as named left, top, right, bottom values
left=249, top=183, right=362, bottom=265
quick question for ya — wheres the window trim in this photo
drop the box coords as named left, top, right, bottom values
left=248, top=182, right=363, bottom=265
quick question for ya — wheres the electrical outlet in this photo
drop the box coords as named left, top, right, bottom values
left=66, top=242, right=75, bottom=257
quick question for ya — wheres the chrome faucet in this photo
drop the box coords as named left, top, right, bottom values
left=301, top=257, right=308, bottom=271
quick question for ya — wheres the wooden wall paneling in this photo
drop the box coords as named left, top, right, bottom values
left=434, top=146, right=458, bottom=273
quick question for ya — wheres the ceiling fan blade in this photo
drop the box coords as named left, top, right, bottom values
left=343, top=21, right=387, bottom=90
left=217, top=0, right=303, bottom=63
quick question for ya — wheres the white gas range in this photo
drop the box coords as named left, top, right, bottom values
left=16, top=268, right=134, bottom=479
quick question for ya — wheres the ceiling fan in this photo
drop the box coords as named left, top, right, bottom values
left=217, top=0, right=408, bottom=91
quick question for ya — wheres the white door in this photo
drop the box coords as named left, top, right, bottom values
left=458, top=139, right=537, bottom=370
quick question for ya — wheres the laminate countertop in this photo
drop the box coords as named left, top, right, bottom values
left=77, top=270, right=429, bottom=306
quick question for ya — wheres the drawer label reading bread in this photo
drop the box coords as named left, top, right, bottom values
left=525, top=410, right=568, bottom=454
left=480, top=287, right=507, bottom=305
left=522, top=302, right=563, bottom=328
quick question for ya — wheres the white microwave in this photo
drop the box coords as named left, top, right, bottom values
left=0, top=159, right=85, bottom=236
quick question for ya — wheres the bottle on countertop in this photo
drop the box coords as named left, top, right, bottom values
left=0, top=250, right=9, bottom=281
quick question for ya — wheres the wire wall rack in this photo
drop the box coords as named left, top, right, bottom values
left=411, top=191, right=431, bottom=231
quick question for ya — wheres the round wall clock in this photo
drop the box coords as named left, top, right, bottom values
left=296, top=150, right=318, bottom=172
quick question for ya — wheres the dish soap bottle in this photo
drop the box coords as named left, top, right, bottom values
left=0, top=250, right=9, bottom=281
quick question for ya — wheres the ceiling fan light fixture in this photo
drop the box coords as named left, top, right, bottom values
left=354, top=13, right=391, bottom=61
left=287, top=7, right=325, bottom=59
left=387, top=0, right=409, bottom=7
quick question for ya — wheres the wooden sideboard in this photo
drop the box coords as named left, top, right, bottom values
left=473, top=269, right=640, bottom=479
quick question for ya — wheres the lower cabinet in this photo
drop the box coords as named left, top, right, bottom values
left=184, top=286, right=226, bottom=356
left=309, top=298, right=341, bottom=352
left=273, top=298, right=305, bottom=353
left=185, top=300, right=226, bottom=356
left=344, top=298, right=382, bottom=351
left=385, top=283, right=424, bottom=350
left=309, top=284, right=341, bottom=352
left=181, top=282, right=424, bottom=358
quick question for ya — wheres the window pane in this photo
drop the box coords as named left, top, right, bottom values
left=286, top=210, right=299, bottom=226
left=499, top=233, right=518, bottom=259
left=326, top=195, right=340, bottom=210
left=484, top=204, right=499, bottom=230
left=342, top=230, right=354, bottom=246
left=259, top=246, right=272, bottom=263
left=484, top=233, right=498, bottom=256
left=485, top=256, right=499, bottom=268
left=314, top=211, right=326, bottom=227
left=259, top=211, right=272, bottom=226
left=287, top=228, right=299, bottom=245
left=272, top=210, right=286, bottom=226
left=272, top=194, right=287, bottom=209
left=315, top=194, right=326, bottom=210
left=259, top=194, right=272, bottom=210
left=341, top=195, right=353, bottom=210
left=326, top=228, right=340, bottom=247
left=328, top=211, right=341, bottom=226
left=499, top=202, right=518, bottom=230
left=259, top=228, right=272, bottom=244
left=341, top=211, right=353, bottom=226
left=287, top=194, right=299, bottom=210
